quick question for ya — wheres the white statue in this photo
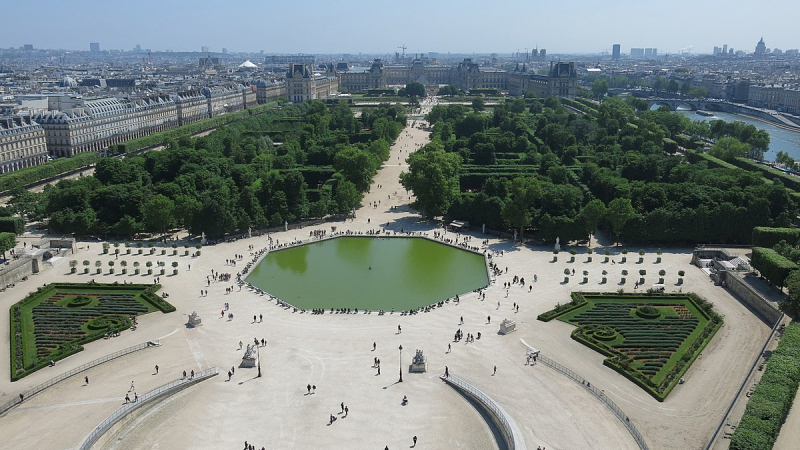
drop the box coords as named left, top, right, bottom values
left=248, top=227, right=252, bottom=238
left=554, top=236, right=561, bottom=252
left=201, top=232, right=207, bottom=246
left=513, top=230, right=518, bottom=241
left=284, top=221, right=288, bottom=232
left=482, top=223, right=486, bottom=234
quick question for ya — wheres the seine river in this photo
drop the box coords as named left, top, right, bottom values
left=675, top=109, right=800, bottom=162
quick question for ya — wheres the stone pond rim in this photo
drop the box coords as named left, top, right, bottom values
left=244, top=236, right=490, bottom=311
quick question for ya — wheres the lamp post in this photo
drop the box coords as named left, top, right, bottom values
left=257, top=343, right=262, bottom=378
left=399, top=345, right=403, bottom=383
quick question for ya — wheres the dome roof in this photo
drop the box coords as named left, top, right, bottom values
left=239, top=60, right=258, bottom=68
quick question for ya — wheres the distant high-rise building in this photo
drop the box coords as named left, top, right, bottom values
left=90, top=42, right=100, bottom=53
left=755, top=37, right=767, bottom=55
left=723, top=44, right=728, bottom=54
left=612, top=44, right=621, bottom=60
left=201, top=46, right=210, bottom=53
left=729, top=48, right=735, bottom=55
left=786, top=49, right=799, bottom=55
left=135, top=44, right=141, bottom=53
left=631, top=48, right=644, bottom=57
left=222, top=48, right=228, bottom=55
left=713, top=46, right=721, bottom=55
left=539, top=49, right=546, bottom=59
left=644, top=48, right=657, bottom=57
left=23, top=44, right=33, bottom=51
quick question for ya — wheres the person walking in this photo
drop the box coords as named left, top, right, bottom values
left=413, top=436, right=418, bottom=447
left=493, top=365, right=497, bottom=376
left=345, top=406, right=349, bottom=416
left=307, top=384, right=312, bottom=394
left=447, top=343, right=451, bottom=353
left=397, top=325, right=402, bottom=334
left=85, top=376, right=89, bottom=385
left=155, top=364, right=159, bottom=374
left=444, top=366, right=449, bottom=377
left=129, top=381, right=135, bottom=392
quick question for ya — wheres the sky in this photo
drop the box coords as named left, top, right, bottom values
left=3, top=0, right=798, bottom=55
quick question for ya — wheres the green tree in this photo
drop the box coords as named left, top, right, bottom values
left=0, top=232, right=16, bottom=259
left=335, top=180, right=361, bottom=214
left=333, top=147, right=376, bottom=192
left=471, top=97, right=486, bottom=112
left=591, top=79, right=609, bottom=99
left=709, top=137, right=750, bottom=161
left=400, top=140, right=462, bottom=218
left=143, top=194, right=175, bottom=235
left=580, top=199, right=606, bottom=245
left=607, top=198, right=636, bottom=244
left=405, top=82, right=426, bottom=98
left=775, top=151, right=795, bottom=167
left=501, top=177, right=541, bottom=240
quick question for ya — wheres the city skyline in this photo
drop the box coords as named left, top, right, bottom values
left=2, top=0, right=798, bottom=55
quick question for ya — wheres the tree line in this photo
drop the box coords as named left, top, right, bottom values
left=3, top=101, right=406, bottom=238
left=401, top=96, right=794, bottom=245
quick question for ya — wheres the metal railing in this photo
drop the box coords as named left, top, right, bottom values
left=78, top=367, right=219, bottom=450
left=0, top=341, right=158, bottom=416
left=535, top=353, right=650, bottom=450
left=442, top=374, right=526, bottom=450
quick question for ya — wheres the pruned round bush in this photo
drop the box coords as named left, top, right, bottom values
left=66, top=295, right=93, bottom=308
left=636, top=305, right=661, bottom=319
left=86, top=315, right=128, bottom=331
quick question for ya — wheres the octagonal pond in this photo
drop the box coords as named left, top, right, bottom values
left=245, top=237, right=489, bottom=310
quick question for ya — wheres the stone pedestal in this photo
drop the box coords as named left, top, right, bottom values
left=409, top=349, right=427, bottom=373
left=240, top=344, right=259, bottom=368
left=187, top=311, right=202, bottom=327
left=499, top=319, right=516, bottom=335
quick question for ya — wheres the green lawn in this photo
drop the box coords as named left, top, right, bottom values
left=545, top=292, right=722, bottom=400
left=10, top=283, right=173, bottom=380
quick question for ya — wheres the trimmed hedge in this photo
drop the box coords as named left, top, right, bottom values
left=752, top=227, right=800, bottom=249
left=0, top=216, right=25, bottom=234
left=537, top=292, right=588, bottom=321
left=685, top=149, right=740, bottom=170
left=0, top=152, right=100, bottom=194
left=730, top=157, right=800, bottom=193
left=751, top=247, right=799, bottom=288
left=731, top=323, right=800, bottom=449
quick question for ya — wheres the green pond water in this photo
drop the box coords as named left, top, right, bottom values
left=245, top=237, right=489, bottom=310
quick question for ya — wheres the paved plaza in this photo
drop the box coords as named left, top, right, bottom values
left=0, top=100, right=774, bottom=450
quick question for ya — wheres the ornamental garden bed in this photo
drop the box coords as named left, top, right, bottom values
left=538, top=292, right=723, bottom=401
left=9, top=282, right=174, bottom=381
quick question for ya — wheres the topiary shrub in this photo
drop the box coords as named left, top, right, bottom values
left=636, top=305, right=661, bottom=319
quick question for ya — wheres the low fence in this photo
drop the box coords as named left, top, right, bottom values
left=520, top=340, right=649, bottom=450
left=0, top=341, right=158, bottom=416
left=442, top=374, right=526, bottom=450
left=78, top=367, right=219, bottom=450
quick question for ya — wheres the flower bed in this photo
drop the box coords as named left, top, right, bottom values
left=538, top=292, right=723, bottom=401
left=9, top=282, right=174, bottom=381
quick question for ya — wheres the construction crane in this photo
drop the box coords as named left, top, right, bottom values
left=678, top=45, right=694, bottom=55
left=397, top=45, right=407, bottom=57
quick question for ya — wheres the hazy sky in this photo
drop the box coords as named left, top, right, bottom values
left=4, top=0, right=798, bottom=55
